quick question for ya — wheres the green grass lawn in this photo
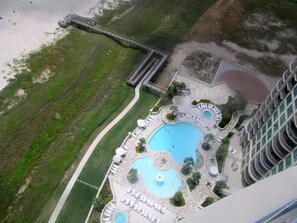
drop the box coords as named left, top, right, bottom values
left=56, top=88, right=159, bottom=223
left=57, top=183, right=98, bottom=223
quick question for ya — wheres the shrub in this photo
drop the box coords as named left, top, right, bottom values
left=166, top=112, right=176, bottom=121
left=216, top=144, right=228, bottom=173
left=191, top=100, right=198, bottom=105
left=201, top=197, right=214, bottom=207
left=165, top=81, right=187, bottom=99
left=181, top=165, right=192, bottom=175
left=136, top=138, right=146, bottom=153
left=198, top=99, right=211, bottom=103
left=152, top=106, right=159, bottom=112
left=170, top=191, right=185, bottom=207
left=93, top=183, right=112, bottom=212
left=127, top=168, right=138, bottom=184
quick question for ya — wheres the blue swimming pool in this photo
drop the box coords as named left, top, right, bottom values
left=148, top=122, right=203, bottom=164
left=203, top=110, right=212, bottom=119
left=114, top=212, right=127, bottom=223
left=132, top=157, right=181, bottom=198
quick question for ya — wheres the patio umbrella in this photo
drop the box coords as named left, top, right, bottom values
left=210, top=166, right=219, bottom=176
left=137, top=119, right=146, bottom=128
left=116, top=147, right=125, bottom=156
left=113, top=154, right=122, bottom=163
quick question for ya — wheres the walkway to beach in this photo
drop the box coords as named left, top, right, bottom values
left=49, top=82, right=142, bottom=222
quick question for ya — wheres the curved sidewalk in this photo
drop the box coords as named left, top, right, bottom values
left=49, top=82, right=142, bottom=223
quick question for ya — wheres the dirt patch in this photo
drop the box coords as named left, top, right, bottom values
left=32, top=68, right=53, bottom=84
left=182, top=51, right=221, bottom=84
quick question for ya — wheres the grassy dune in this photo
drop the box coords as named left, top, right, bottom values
left=0, top=0, right=216, bottom=222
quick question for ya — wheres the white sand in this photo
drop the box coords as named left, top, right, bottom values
left=0, top=0, right=125, bottom=91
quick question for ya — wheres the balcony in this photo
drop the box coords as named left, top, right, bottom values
left=283, top=70, right=291, bottom=82
left=243, top=168, right=255, bottom=186
left=287, top=121, right=297, bottom=143
left=273, top=137, right=287, bottom=158
left=271, top=88, right=278, bottom=99
left=265, top=95, right=272, bottom=106
left=260, top=152, right=273, bottom=170
left=276, top=79, right=284, bottom=91
left=266, top=145, right=280, bottom=165
left=289, top=58, right=297, bottom=73
left=250, top=162, right=262, bottom=180
left=254, top=156, right=267, bottom=176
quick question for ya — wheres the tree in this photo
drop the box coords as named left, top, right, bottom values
left=127, top=168, right=138, bottom=184
left=184, top=157, right=194, bottom=166
left=202, top=133, right=215, bottom=151
left=170, top=191, right=185, bottom=206
left=192, top=171, right=201, bottom=185
left=201, top=197, right=214, bottom=207
left=186, top=178, right=196, bottom=191
left=165, top=82, right=187, bottom=99
left=213, top=180, right=228, bottom=198
left=204, top=133, right=215, bottom=144
left=136, top=137, right=146, bottom=153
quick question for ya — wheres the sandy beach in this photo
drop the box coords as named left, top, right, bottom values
left=0, top=0, right=123, bottom=91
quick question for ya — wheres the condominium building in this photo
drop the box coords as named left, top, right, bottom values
left=240, top=58, right=297, bottom=186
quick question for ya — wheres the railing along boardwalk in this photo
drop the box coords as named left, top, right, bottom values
left=59, top=14, right=168, bottom=91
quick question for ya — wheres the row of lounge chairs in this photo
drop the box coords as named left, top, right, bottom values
left=176, top=112, right=208, bottom=128
left=102, top=202, right=116, bottom=223
left=197, top=103, right=222, bottom=122
left=110, top=163, right=120, bottom=174
left=132, top=115, right=154, bottom=138
left=126, top=188, right=166, bottom=214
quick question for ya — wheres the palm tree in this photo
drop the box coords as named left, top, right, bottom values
left=202, top=133, right=215, bottom=151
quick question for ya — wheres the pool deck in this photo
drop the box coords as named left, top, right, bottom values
left=104, top=72, right=248, bottom=222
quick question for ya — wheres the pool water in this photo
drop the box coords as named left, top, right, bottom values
left=148, top=122, right=203, bottom=163
left=132, top=157, right=181, bottom=198
left=114, top=212, right=127, bottom=223
left=203, top=110, right=212, bottom=119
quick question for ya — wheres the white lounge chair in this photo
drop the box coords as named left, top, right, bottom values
left=161, top=207, right=166, bottom=214
left=110, top=169, right=117, bottom=174
left=131, top=189, right=136, bottom=196
left=157, top=204, right=161, bottom=211
left=135, top=192, right=140, bottom=198
left=103, top=217, right=110, bottom=221
left=144, top=210, right=148, bottom=217
left=149, top=200, right=154, bottom=206
left=231, top=149, right=237, bottom=155
left=104, top=212, right=111, bottom=217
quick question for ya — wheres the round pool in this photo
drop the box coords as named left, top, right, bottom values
left=114, top=212, right=127, bottom=223
left=203, top=111, right=212, bottom=119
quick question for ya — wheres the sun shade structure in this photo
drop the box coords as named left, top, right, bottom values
left=209, top=166, right=219, bottom=176
left=137, top=119, right=146, bottom=128
left=113, top=154, right=122, bottom=163
left=116, top=147, right=125, bottom=156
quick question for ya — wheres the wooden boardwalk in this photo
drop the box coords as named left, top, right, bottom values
left=58, top=14, right=168, bottom=91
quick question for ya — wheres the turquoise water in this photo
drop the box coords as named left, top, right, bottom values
left=114, top=212, right=127, bottom=223
left=148, top=122, right=203, bottom=163
left=203, top=111, right=212, bottom=119
left=132, top=157, right=181, bottom=198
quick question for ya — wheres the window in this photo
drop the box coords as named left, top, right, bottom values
left=294, top=86, right=297, bottom=97
left=279, top=102, right=285, bottom=113
left=257, top=132, right=261, bottom=142
left=272, top=167, right=276, bottom=175
left=262, top=135, right=266, bottom=145
left=273, top=111, right=278, bottom=121
left=278, top=161, right=284, bottom=172
left=280, top=114, right=286, bottom=126
left=295, top=99, right=297, bottom=110
left=262, top=125, right=266, bottom=135
left=286, top=94, right=292, bottom=105
left=253, top=138, right=256, bottom=146
left=273, top=122, right=279, bottom=133
left=257, top=142, right=261, bottom=152
left=268, top=118, right=272, bottom=128
left=294, top=149, right=297, bottom=163
left=252, top=148, right=255, bottom=157
left=286, top=155, right=292, bottom=168
left=242, top=159, right=245, bottom=166
left=287, top=105, right=293, bottom=117
left=267, top=129, right=272, bottom=140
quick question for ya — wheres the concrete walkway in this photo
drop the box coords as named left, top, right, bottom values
left=49, top=82, right=142, bottom=223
